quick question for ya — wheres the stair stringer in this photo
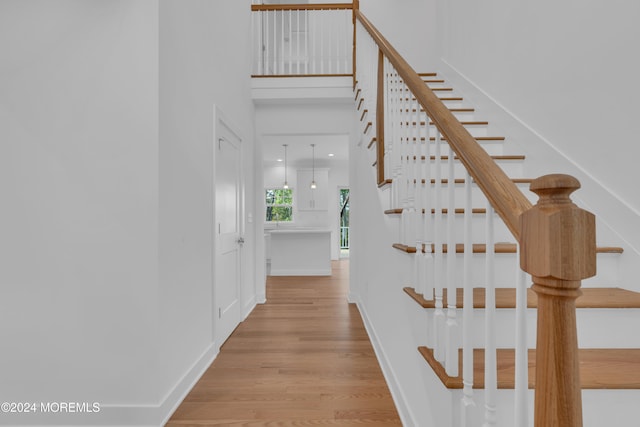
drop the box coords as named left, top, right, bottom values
left=349, top=129, right=451, bottom=426
left=435, top=60, right=640, bottom=293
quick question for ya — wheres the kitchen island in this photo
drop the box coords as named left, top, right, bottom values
left=269, top=229, right=332, bottom=276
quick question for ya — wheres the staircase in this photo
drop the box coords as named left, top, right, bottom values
left=353, top=40, right=640, bottom=427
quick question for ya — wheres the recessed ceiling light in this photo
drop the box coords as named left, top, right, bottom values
left=276, top=158, right=283, bottom=162
left=328, top=153, right=335, bottom=157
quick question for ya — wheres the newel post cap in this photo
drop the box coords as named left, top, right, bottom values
left=519, top=174, right=597, bottom=281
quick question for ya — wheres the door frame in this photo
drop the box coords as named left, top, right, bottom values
left=212, top=105, right=245, bottom=351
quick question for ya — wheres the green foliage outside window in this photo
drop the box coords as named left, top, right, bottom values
left=265, top=188, right=293, bottom=222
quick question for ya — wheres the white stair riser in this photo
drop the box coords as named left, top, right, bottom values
left=455, top=308, right=640, bottom=349
left=406, top=252, right=619, bottom=288
left=396, top=211, right=515, bottom=243
left=398, top=123, right=489, bottom=137
left=418, top=160, right=524, bottom=179
left=450, top=389, right=640, bottom=427
left=391, top=182, right=537, bottom=207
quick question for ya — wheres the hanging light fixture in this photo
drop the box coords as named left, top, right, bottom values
left=282, top=144, right=289, bottom=189
left=310, top=143, right=317, bottom=189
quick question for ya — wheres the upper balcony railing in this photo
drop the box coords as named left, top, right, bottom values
left=251, top=3, right=354, bottom=77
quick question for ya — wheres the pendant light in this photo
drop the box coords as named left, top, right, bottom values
left=310, top=143, right=317, bottom=189
left=282, top=144, right=289, bottom=189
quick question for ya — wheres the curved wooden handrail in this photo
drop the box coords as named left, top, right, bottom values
left=355, top=10, right=532, bottom=240
left=251, top=3, right=353, bottom=12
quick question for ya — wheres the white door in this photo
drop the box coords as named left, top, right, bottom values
left=214, top=111, right=243, bottom=350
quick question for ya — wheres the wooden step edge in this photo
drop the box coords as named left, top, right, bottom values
left=354, top=88, right=361, bottom=101
left=357, top=98, right=365, bottom=111
left=392, top=87, right=453, bottom=93
left=393, top=243, right=623, bottom=255
left=393, top=178, right=532, bottom=185
left=360, top=109, right=368, bottom=122
left=402, top=107, right=476, bottom=113
left=429, top=136, right=506, bottom=142
left=400, top=136, right=506, bottom=142
left=363, top=121, right=372, bottom=134
left=406, top=96, right=463, bottom=102
left=377, top=179, right=393, bottom=189
left=413, top=155, right=525, bottom=161
left=431, top=178, right=522, bottom=185
left=418, top=72, right=438, bottom=77
left=393, top=242, right=518, bottom=254
left=418, top=346, right=640, bottom=390
left=385, top=208, right=488, bottom=215
left=367, top=137, right=377, bottom=149
left=403, top=286, right=640, bottom=310
left=403, top=121, right=489, bottom=127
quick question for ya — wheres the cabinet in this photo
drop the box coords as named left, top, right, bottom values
left=296, top=168, right=328, bottom=211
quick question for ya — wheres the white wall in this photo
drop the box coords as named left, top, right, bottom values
left=158, top=0, right=256, bottom=422
left=435, top=0, right=640, bottom=255
left=359, top=0, right=438, bottom=71
left=0, top=0, right=160, bottom=424
left=0, top=0, right=256, bottom=424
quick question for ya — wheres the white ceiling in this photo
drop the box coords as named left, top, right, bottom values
left=262, top=133, right=349, bottom=167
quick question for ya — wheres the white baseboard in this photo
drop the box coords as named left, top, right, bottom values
left=157, top=343, right=218, bottom=426
left=2, top=345, right=218, bottom=426
left=352, top=295, right=417, bottom=426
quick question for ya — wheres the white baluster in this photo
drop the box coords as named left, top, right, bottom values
left=304, top=9, right=309, bottom=74
left=433, top=131, right=445, bottom=362
left=264, top=10, right=270, bottom=74
left=272, top=10, right=277, bottom=74
left=319, top=13, right=322, bottom=76
left=421, top=111, right=433, bottom=299
left=483, top=202, right=497, bottom=427
left=445, top=144, right=459, bottom=377
left=461, top=169, right=476, bottom=426
left=514, top=246, right=529, bottom=427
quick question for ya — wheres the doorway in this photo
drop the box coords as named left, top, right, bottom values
left=339, top=187, right=350, bottom=259
left=213, top=108, right=243, bottom=351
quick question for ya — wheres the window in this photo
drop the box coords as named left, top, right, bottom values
left=265, top=188, right=293, bottom=222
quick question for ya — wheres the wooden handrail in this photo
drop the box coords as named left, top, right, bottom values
left=251, top=3, right=353, bottom=12
left=355, top=10, right=532, bottom=240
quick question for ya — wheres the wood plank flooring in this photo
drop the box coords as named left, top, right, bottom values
left=166, top=260, right=402, bottom=426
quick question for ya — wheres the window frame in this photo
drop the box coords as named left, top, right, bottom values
left=265, top=187, right=294, bottom=223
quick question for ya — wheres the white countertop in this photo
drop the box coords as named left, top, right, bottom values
left=269, top=228, right=331, bottom=234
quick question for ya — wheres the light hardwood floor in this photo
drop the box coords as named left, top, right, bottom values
left=166, top=260, right=402, bottom=426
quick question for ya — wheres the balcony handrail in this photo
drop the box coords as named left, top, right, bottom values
left=355, top=10, right=532, bottom=239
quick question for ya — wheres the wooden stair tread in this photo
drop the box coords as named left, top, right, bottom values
left=400, top=136, right=506, bottom=142
left=367, top=137, right=376, bottom=149
left=414, top=155, right=524, bottom=161
left=403, top=121, right=489, bottom=126
left=403, top=286, right=640, bottom=309
left=392, top=242, right=623, bottom=254
left=418, top=346, right=640, bottom=389
left=385, top=208, right=487, bottom=215
left=383, top=177, right=532, bottom=185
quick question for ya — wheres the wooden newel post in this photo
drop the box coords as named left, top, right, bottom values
left=519, top=174, right=596, bottom=427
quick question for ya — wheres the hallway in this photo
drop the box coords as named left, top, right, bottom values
left=166, top=260, right=402, bottom=425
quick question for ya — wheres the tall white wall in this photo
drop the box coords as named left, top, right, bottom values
left=359, top=0, right=437, bottom=71
left=158, top=0, right=256, bottom=422
left=0, top=1, right=160, bottom=424
left=435, top=0, right=640, bottom=254
left=0, top=0, right=256, bottom=425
